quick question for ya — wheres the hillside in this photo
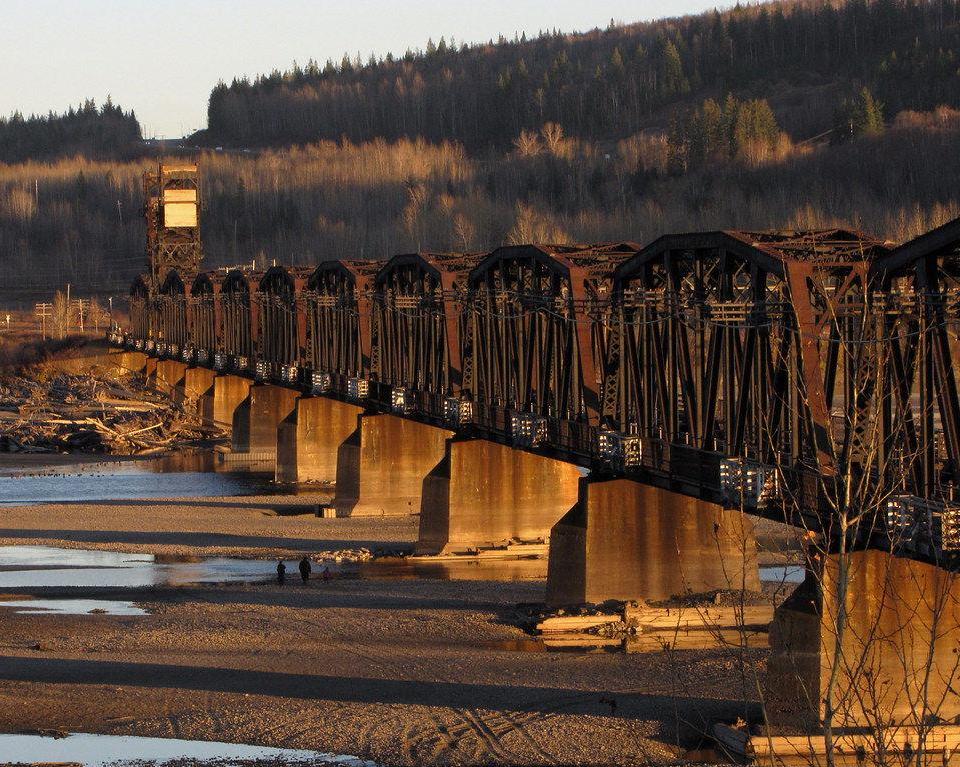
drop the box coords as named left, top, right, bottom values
left=202, top=0, right=960, bottom=150
left=0, top=99, right=142, bottom=164
left=3, top=107, right=959, bottom=301
left=4, top=0, right=960, bottom=302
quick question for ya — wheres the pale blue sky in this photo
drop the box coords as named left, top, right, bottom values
left=0, top=1, right=724, bottom=138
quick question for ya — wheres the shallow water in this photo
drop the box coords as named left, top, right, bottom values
left=0, top=461, right=282, bottom=506
left=0, top=731, right=375, bottom=766
left=0, top=598, right=147, bottom=615
left=759, top=564, right=805, bottom=584
left=0, top=545, right=548, bottom=590
left=0, top=545, right=799, bottom=591
left=0, top=545, right=291, bottom=588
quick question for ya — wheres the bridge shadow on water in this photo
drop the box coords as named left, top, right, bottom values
left=0, top=655, right=755, bottom=740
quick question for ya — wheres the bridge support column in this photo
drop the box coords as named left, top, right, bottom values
left=155, top=360, right=188, bottom=401
left=118, top=351, right=148, bottom=375
left=334, top=414, right=452, bottom=517
left=418, top=438, right=582, bottom=554
left=231, top=384, right=299, bottom=458
left=183, top=367, right=216, bottom=421
left=276, top=397, right=364, bottom=484
left=546, top=478, right=759, bottom=606
left=144, top=357, right=158, bottom=387
left=212, top=374, right=252, bottom=435
left=765, top=549, right=960, bottom=729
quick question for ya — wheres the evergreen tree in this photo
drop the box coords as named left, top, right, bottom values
left=835, top=87, right=886, bottom=140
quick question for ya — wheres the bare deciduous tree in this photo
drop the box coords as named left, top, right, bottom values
left=51, top=290, right=69, bottom=340
left=403, top=182, right=428, bottom=250
left=452, top=213, right=475, bottom=251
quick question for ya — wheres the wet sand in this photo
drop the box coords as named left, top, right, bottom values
left=0, top=473, right=769, bottom=765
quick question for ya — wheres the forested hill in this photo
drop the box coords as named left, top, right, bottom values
left=203, top=0, right=960, bottom=150
left=0, top=100, right=142, bottom=163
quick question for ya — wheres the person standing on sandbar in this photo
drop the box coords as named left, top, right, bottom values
left=299, top=556, right=312, bottom=584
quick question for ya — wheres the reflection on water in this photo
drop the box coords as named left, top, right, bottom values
left=0, top=545, right=547, bottom=591
left=0, top=545, right=295, bottom=588
left=0, top=598, right=147, bottom=615
left=0, top=732, right=375, bottom=766
left=484, top=627, right=770, bottom=654
left=0, top=546, right=799, bottom=591
left=362, top=556, right=547, bottom=581
left=0, top=545, right=543, bottom=588
left=0, top=451, right=280, bottom=506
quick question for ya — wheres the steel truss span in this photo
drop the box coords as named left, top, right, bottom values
left=118, top=221, right=960, bottom=571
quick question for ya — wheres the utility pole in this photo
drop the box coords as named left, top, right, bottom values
left=72, top=298, right=86, bottom=332
left=34, top=303, right=51, bottom=340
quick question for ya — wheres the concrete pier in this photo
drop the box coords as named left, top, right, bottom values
left=546, top=478, right=760, bottom=605
left=116, top=351, right=149, bottom=376
left=231, top=384, right=299, bottom=457
left=155, top=360, right=188, bottom=401
left=144, top=356, right=158, bottom=386
left=418, top=438, right=582, bottom=554
left=276, top=396, right=364, bottom=484
left=765, top=549, right=960, bottom=729
left=212, top=374, right=252, bottom=434
left=335, top=414, right=452, bottom=517
left=183, top=367, right=216, bottom=421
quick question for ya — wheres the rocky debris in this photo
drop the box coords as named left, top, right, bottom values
left=309, top=548, right=374, bottom=564
left=0, top=370, right=227, bottom=455
left=519, top=595, right=777, bottom=640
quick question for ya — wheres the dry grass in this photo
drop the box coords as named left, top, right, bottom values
left=3, top=107, right=960, bottom=295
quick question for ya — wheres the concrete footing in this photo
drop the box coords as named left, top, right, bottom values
left=276, top=396, right=364, bottom=484
left=213, top=375, right=253, bottom=434
left=418, top=438, right=582, bottom=554
left=115, top=351, right=149, bottom=376
left=231, top=384, right=299, bottom=457
left=546, top=478, right=760, bottom=606
left=765, top=550, right=960, bottom=729
left=334, top=414, right=452, bottom=517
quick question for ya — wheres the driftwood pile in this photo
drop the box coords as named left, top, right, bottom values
left=0, top=371, right=227, bottom=455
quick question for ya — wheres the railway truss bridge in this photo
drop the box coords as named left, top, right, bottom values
left=116, top=217, right=960, bottom=728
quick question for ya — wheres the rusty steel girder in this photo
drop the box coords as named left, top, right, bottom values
left=220, top=269, right=258, bottom=372
left=875, top=218, right=960, bottom=500
left=605, top=229, right=891, bottom=518
left=464, top=242, right=638, bottom=456
left=255, top=266, right=312, bottom=382
left=188, top=272, right=220, bottom=361
left=155, top=271, right=189, bottom=354
left=305, top=259, right=382, bottom=398
left=371, top=252, right=481, bottom=421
